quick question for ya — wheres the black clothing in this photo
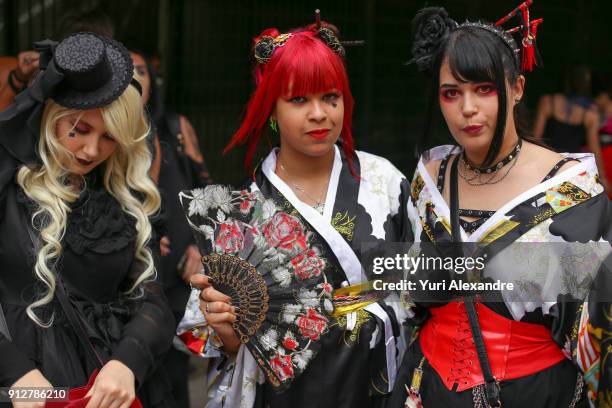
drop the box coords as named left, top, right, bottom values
left=542, top=97, right=588, bottom=153
left=156, top=113, right=211, bottom=408
left=388, top=146, right=611, bottom=408
left=0, top=145, right=175, bottom=406
left=157, top=113, right=211, bottom=315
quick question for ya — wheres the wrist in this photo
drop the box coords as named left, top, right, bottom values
left=11, top=369, right=48, bottom=388
left=218, top=331, right=240, bottom=354
left=222, top=341, right=240, bottom=354
left=12, top=69, right=28, bottom=83
left=106, top=360, right=136, bottom=382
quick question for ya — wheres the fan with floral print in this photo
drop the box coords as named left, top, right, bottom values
left=179, top=185, right=334, bottom=391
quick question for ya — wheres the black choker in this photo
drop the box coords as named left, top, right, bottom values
left=462, top=139, right=522, bottom=174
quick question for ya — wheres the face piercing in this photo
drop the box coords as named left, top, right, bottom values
left=68, top=131, right=76, bottom=138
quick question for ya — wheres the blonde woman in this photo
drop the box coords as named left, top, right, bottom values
left=0, top=33, right=175, bottom=408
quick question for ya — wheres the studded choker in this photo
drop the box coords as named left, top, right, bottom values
left=462, top=138, right=522, bottom=174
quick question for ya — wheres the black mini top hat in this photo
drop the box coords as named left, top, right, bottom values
left=0, top=32, right=138, bottom=166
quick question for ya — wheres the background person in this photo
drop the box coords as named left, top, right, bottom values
left=130, top=49, right=212, bottom=408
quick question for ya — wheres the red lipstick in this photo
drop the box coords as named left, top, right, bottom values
left=462, top=125, right=484, bottom=135
left=306, top=128, right=330, bottom=140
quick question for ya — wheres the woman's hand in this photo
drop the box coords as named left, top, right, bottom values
left=84, top=360, right=135, bottom=408
left=15, top=51, right=40, bottom=85
left=190, top=274, right=241, bottom=353
left=10, top=369, right=52, bottom=408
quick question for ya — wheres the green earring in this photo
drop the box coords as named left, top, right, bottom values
left=269, top=117, right=278, bottom=133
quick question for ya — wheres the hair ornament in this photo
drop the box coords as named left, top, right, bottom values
left=0, top=32, right=135, bottom=166
left=494, top=0, right=543, bottom=72
left=252, top=10, right=350, bottom=65
left=409, top=1, right=543, bottom=73
left=318, top=27, right=346, bottom=57
left=458, top=21, right=520, bottom=56
left=253, top=33, right=293, bottom=64
left=409, top=7, right=458, bottom=73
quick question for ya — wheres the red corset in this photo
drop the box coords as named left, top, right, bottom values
left=419, top=300, right=566, bottom=392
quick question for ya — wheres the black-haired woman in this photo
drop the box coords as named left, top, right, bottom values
left=389, top=6, right=611, bottom=408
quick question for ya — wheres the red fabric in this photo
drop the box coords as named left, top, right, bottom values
left=420, top=300, right=566, bottom=392
left=602, top=145, right=612, bottom=199
left=45, top=370, right=143, bottom=408
left=600, top=117, right=612, bottom=198
left=179, top=330, right=205, bottom=355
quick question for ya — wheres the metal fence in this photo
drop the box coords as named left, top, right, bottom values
left=2, top=0, right=612, bottom=185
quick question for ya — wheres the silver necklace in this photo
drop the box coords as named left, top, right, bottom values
left=278, top=162, right=328, bottom=214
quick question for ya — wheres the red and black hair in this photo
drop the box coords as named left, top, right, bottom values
left=224, top=23, right=355, bottom=173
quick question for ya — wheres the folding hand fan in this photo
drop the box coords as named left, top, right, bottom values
left=179, top=185, right=334, bottom=390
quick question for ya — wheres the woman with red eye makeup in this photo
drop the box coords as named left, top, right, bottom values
left=388, top=5, right=611, bottom=408
left=176, top=19, right=413, bottom=408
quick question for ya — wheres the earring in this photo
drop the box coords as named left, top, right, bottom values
left=269, top=117, right=278, bottom=133
left=68, top=131, right=76, bottom=138
left=514, top=98, right=521, bottom=105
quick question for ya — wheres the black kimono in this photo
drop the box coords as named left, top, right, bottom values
left=177, top=146, right=413, bottom=408
left=389, top=146, right=612, bottom=408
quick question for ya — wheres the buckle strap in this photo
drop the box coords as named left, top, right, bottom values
left=450, top=155, right=500, bottom=407
left=464, top=297, right=501, bottom=408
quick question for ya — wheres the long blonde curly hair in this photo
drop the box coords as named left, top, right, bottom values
left=16, top=84, right=161, bottom=327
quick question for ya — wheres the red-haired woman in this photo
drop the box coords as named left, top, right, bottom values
left=177, top=23, right=412, bottom=408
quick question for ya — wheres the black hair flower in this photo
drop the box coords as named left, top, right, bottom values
left=410, top=7, right=457, bottom=72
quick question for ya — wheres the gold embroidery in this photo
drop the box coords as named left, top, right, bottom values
left=546, top=182, right=592, bottom=214
left=602, top=305, right=612, bottom=375
left=599, top=390, right=612, bottom=408
left=527, top=208, right=556, bottom=228
left=333, top=309, right=372, bottom=346
left=370, top=378, right=387, bottom=395
left=439, top=217, right=452, bottom=235
left=570, top=304, right=584, bottom=343
left=420, top=217, right=436, bottom=242
left=331, top=211, right=356, bottom=242
left=411, top=175, right=425, bottom=204
left=282, top=200, right=304, bottom=218
left=556, top=182, right=590, bottom=202
left=478, top=219, right=520, bottom=244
